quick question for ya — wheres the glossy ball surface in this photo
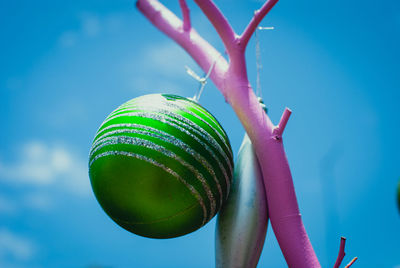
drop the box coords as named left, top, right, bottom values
left=89, top=94, right=233, bottom=238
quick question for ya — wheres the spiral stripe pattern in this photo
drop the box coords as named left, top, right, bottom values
left=89, top=94, right=233, bottom=238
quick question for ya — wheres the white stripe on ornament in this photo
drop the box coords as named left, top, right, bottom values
left=90, top=150, right=207, bottom=226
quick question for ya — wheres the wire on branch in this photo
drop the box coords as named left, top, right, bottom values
left=255, top=26, right=274, bottom=98
left=240, top=0, right=279, bottom=49
left=185, top=56, right=218, bottom=102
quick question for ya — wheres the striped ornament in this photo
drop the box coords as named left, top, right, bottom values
left=89, top=94, right=233, bottom=238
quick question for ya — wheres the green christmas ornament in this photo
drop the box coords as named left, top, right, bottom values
left=89, top=93, right=233, bottom=238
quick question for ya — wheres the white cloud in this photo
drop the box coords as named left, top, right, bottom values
left=0, top=193, right=52, bottom=215
left=59, top=31, right=78, bottom=47
left=144, top=42, right=195, bottom=77
left=23, top=193, right=52, bottom=211
left=130, top=76, right=186, bottom=96
left=0, top=141, right=90, bottom=196
left=80, top=14, right=100, bottom=37
left=118, top=41, right=197, bottom=96
left=58, top=13, right=101, bottom=48
left=0, top=229, right=36, bottom=261
left=57, top=12, right=128, bottom=48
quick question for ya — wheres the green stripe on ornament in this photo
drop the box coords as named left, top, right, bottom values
left=97, top=113, right=231, bottom=197
left=99, top=110, right=232, bottom=188
left=110, top=101, right=233, bottom=163
left=91, top=125, right=224, bottom=215
left=89, top=94, right=233, bottom=238
left=90, top=150, right=207, bottom=232
left=111, top=94, right=231, bottom=154
left=90, top=140, right=210, bottom=223
left=115, top=95, right=230, bottom=157
left=90, top=134, right=217, bottom=220
left=159, top=101, right=232, bottom=159
left=93, top=123, right=228, bottom=213
left=173, top=99, right=229, bottom=146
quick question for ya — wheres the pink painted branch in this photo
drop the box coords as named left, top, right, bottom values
left=333, top=237, right=346, bottom=268
left=193, top=0, right=237, bottom=54
left=345, top=257, right=358, bottom=268
left=136, top=0, right=229, bottom=95
left=240, top=0, right=279, bottom=48
left=229, top=87, right=319, bottom=267
left=136, top=0, right=321, bottom=267
left=179, top=0, right=190, bottom=32
left=274, top=107, right=292, bottom=137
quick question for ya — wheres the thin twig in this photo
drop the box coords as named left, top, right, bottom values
left=344, top=257, right=358, bottom=268
left=136, top=0, right=229, bottom=93
left=193, top=0, right=236, bottom=53
left=274, top=108, right=291, bottom=137
left=333, top=237, right=346, bottom=268
left=179, top=0, right=191, bottom=31
left=240, top=0, right=279, bottom=48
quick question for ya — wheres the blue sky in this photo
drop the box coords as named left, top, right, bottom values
left=0, top=0, right=399, bottom=267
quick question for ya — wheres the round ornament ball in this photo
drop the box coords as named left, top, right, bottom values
left=89, top=94, right=233, bottom=238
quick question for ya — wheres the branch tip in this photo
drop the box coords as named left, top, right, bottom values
left=275, top=107, right=291, bottom=136
left=333, top=237, right=347, bottom=268
left=345, top=257, right=358, bottom=268
left=240, top=0, right=279, bottom=48
left=193, top=0, right=236, bottom=53
left=136, top=0, right=229, bottom=95
left=179, top=0, right=191, bottom=31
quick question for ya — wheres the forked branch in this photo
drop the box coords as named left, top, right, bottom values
left=334, top=237, right=358, bottom=268
left=240, top=0, right=279, bottom=48
left=136, top=1, right=322, bottom=267
left=136, top=0, right=229, bottom=93
left=193, top=0, right=237, bottom=54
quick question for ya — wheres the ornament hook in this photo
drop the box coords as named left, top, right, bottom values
left=185, top=56, right=219, bottom=102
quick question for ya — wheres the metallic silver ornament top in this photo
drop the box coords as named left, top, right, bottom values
left=215, top=133, right=268, bottom=268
